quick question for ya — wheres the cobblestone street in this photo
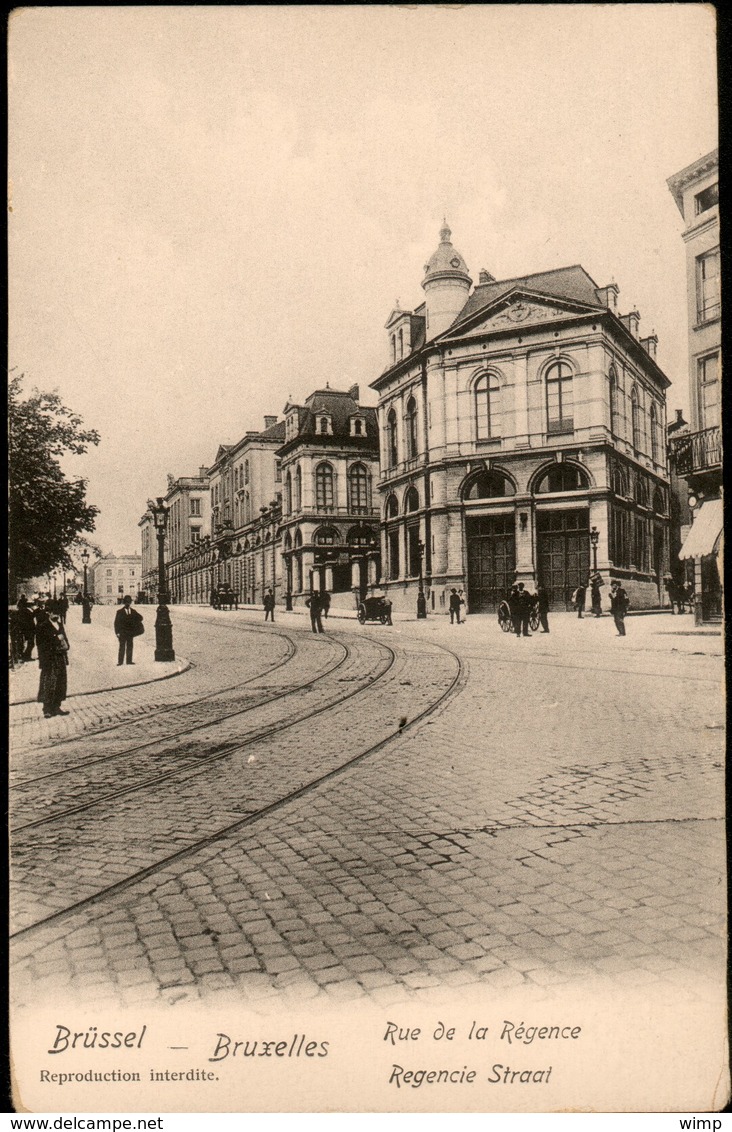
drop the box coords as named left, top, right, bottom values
left=10, top=604, right=725, bottom=1012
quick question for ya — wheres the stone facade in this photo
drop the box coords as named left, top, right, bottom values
left=667, top=150, right=722, bottom=623
left=278, top=386, right=380, bottom=610
left=91, top=553, right=143, bottom=604
left=371, top=224, right=672, bottom=614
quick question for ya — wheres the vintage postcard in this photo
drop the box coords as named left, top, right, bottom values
left=8, top=4, right=726, bottom=1115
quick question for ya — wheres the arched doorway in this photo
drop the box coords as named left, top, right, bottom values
left=463, top=469, right=515, bottom=612
left=534, top=463, right=591, bottom=608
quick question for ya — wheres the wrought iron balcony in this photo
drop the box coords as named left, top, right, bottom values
left=671, top=425, right=722, bottom=476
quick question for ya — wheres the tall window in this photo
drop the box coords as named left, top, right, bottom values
left=190, top=498, right=201, bottom=516
left=475, top=373, right=502, bottom=439
left=405, top=397, right=418, bottom=459
left=404, top=486, right=420, bottom=513
left=407, top=526, right=421, bottom=577
left=348, top=463, right=370, bottom=513
left=295, top=466, right=302, bottom=512
left=275, top=459, right=281, bottom=483
left=387, top=529, right=400, bottom=580
left=608, top=365, right=618, bottom=436
left=285, top=471, right=292, bottom=515
left=244, top=461, right=249, bottom=485
left=698, top=353, right=720, bottom=429
left=315, top=462, right=334, bottom=510
left=650, top=403, right=660, bottom=462
left=387, top=408, right=398, bottom=467
left=631, top=387, right=641, bottom=451
left=391, top=335, right=397, bottom=365
left=385, top=494, right=399, bottom=520
left=398, top=328, right=404, bottom=359
left=546, top=362, right=574, bottom=433
left=696, top=247, right=720, bottom=322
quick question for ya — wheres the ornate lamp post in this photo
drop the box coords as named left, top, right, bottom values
left=147, top=497, right=175, bottom=661
left=81, top=550, right=91, bottom=621
left=590, top=525, right=600, bottom=575
left=416, top=540, right=427, bottom=619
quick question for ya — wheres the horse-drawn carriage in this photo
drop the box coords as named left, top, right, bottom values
left=356, top=594, right=393, bottom=625
left=211, top=586, right=239, bottom=611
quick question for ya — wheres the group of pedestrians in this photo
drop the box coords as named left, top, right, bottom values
left=572, top=575, right=630, bottom=636
left=10, top=594, right=71, bottom=717
left=507, top=582, right=551, bottom=638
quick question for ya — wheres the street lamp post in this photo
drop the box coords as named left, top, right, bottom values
left=416, top=540, right=427, bottom=619
left=51, top=572, right=57, bottom=600
left=81, top=550, right=91, bottom=621
left=590, top=525, right=600, bottom=575
left=148, top=497, right=175, bottom=661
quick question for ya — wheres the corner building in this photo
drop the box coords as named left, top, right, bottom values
left=371, top=224, right=672, bottom=614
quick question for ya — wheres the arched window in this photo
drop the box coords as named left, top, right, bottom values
left=653, top=488, right=665, bottom=515
left=387, top=408, right=398, bottom=468
left=348, top=463, right=370, bottom=514
left=404, top=486, right=420, bottom=513
left=463, top=469, right=513, bottom=499
left=244, top=460, right=249, bottom=485
left=315, top=462, right=334, bottom=510
left=405, top=397, right=418, bottom=459
left=631, top=387, right=641, bottom=450
left=546, top=362, right=574, bottom=433
left=314, top=526, right=339, bottom=545
left=391, top=335, right=397, bottom=364
left=475, top=373, right=502, bottom=439
left=294, top=466, right=302, bottom=511
left=347, top=525, right=376, bottom=547
left=398, top=328, right=404, bottom=359
left=385, top=494, right=399, bottom=520
left=650, top=403, right=660, bottom=462
left=609, top=365, right=618, bottom=436
left=285, top=471, right=292, bottom=515
left=613, top=463, right=628, bottom=497
left=634, top=474, right=649, bottom=508
left=284, top=531, right=292, bottom=551
left=535, top=464, right=589, bottom=493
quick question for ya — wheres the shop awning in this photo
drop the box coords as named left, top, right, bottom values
left=678, top=498, right=724, bottom=560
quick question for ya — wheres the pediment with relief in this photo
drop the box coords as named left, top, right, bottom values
left=450, top=296, right=594, bottom=338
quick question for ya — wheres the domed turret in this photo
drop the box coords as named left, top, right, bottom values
left=421, top=221, right=472, bottom=337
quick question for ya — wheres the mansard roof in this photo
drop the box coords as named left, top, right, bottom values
left=279, top=387, right=378, bottom=455
left=452, top=264, right=605, bottom=329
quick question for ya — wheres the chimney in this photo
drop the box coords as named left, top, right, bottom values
left=348, top=383, right=360, bottom=402
left=640, top=332, right=658, bottom=360
left=675, top=409, right=685, bottom=426
left=620, top=310, right=640, bottom=339
left=479, top=269, right=496, bottom=285
left=597, top=283, right=619, bottom=313
left=198, top=466, right=209, bottom=479
left=263, top=415, right=278, bottom=430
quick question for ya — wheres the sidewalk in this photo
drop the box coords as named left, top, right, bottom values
left=9, top=603, right=189, bottom=706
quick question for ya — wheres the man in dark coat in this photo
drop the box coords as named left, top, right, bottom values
left=306, top=591, right=324, bottom=634
left=263, top=588, right=276, bottom=622
left=448, top=588, right=462, bottom=625
left=35, top=608, right=70, bottom=717
left=573, top=581, right=587, bottom=618
left=16, top=595, right=36, bottom=660
left=536, top=585, right=550, bottom=633
left=609, top=581, right=629, bottom=636
left=590, top=572, right=604, bottom=617
left=508, top=582, right=532, bottom=637
left=114, top=595, right=144, bottom=664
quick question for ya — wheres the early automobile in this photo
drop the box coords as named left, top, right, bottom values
left=356, top=594, right=393, bottom=625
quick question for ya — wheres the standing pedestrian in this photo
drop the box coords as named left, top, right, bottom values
left=509, top=582, right=532, bottom=637
left=609, top=580, right=629, bottom=636
left=16, top=594, right=36, bottom=660
left=321, top=590, right=331, bottom=619
left=537, top=585, right=550, bottom=633
left=306, top=591, right=324, bottom=634
left=263, top=588, right=276, bottom=622
left=58, top=592, right=69, bottom=626
left=573, top=580, right=587, bottom=618
left=448, top=588, right=462, bottom=624
left=458, top=589, right=467, bottom=622
left=35, top=607, right=70, bottom=717
left=114, top=595, right=144, bottom=665
left=590, top=572, right=604, bottom=617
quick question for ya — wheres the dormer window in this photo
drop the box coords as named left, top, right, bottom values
left=350, top=415, right=366, bottom=437
left=316, top=414, right=333, bottom=436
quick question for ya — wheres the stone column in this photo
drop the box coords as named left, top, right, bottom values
left=514, top=495, right=535, bottom=585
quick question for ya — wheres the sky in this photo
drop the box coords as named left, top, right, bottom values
left=9, top=5, right=718, bottom=556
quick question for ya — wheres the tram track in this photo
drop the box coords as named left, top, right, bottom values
left=9, top=616, right=301, bottom=759
left=10, top=626, right=348, bottom=794
left=10, top=634, right=465, bottom=944
left=10, top=632, right=378, bottom=834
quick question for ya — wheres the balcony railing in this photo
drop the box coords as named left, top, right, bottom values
left=671, top=425, right=722, bottom=475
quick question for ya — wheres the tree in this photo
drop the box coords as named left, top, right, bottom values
left=8, top=374, right=101, bottom=594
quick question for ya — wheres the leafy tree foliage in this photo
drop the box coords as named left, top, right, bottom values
left=8, top=375, right=101, bottom=591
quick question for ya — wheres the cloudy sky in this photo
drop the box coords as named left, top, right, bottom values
left=9, top=5, right=717, bottom=555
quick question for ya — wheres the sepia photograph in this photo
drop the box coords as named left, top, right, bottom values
left=7, top=4, right=726, bottom=1116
